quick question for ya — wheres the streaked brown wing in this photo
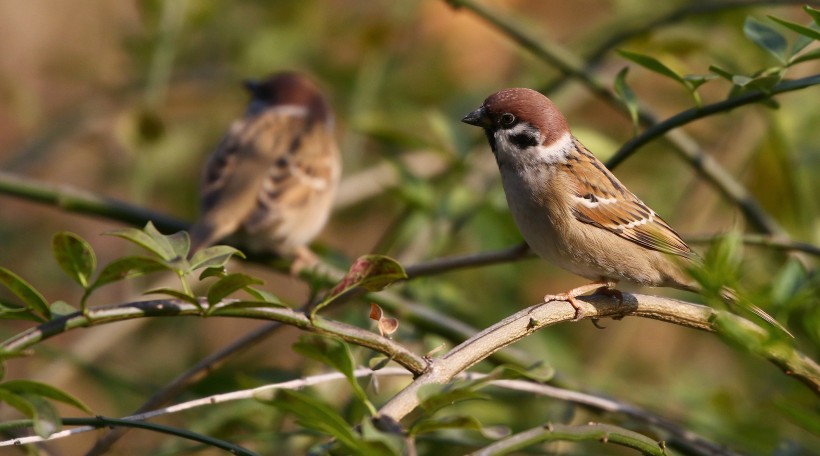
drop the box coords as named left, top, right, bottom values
left=191, top=109, right=309, bottom=250
left=567, top=138, right=694, bottom=259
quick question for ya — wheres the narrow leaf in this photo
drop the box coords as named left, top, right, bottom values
left=0, top=300, right=41, bottom=322
left=144, top=287, right=199, bottom=305
left=24, top=394, right=61, bottom=438
left=790, top=47, right=820, bottom=64
left=242, top=287, right=285, bottom=305
left=683, top=73, right=718, bottom=90
left=709, top=64, right=736, bottom=81
left=2, top=380, right=93, bottom=414
left=744, top=16, right=788, bottom=63
left=617, top=50, right=685, bottom=83
left=294, top=338, right=376, bottom=414
left=207, top=273, right=264, bottom=306
left=0, top=268, right=50, bottom=321
left=91, top=256, right=170, bottom=291
left=209, top=300, right=288, bottom=313
left=52, top=232, right=96, bottom=289
left=805, top=5, right=820, bottom=25
left=270, top=390, right=364, bottom=452
left=417, top=383, right=489, bottom=415
left=190, top=245, right=245, bottom=271
left=768, top=15, right=820, bottom=41
left=198, top=266, right=226, bottom=281
left=613, top=67, right=639, bottom=130
left=411, top=414, right=509, bottom=439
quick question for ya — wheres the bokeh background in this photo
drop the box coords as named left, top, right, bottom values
left=0, top=1, right=818, bottom=454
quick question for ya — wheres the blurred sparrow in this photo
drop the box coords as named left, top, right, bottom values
left=462, top=88, right=788, bottom=333
left=189, top=72, right=340, bottom=272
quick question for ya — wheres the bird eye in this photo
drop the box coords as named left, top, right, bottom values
left=500, top=113, right=516, bottom=126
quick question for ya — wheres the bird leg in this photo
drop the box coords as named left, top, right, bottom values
left=543, top=280, right=616, bottom=321
left=289, top=246, right=320, bottom=276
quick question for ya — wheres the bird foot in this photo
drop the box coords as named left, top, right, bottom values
left=543, top=280, right=616, bottom=321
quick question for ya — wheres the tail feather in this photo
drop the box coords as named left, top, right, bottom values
left=719, top=286, right=794, bottom=339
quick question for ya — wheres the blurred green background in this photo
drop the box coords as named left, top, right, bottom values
left=0, top=0, right=818, bottom=454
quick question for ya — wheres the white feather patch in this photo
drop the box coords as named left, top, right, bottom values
left=572, top=194, right=618, bottom=208
left=533, top=131, right=573, bottom=163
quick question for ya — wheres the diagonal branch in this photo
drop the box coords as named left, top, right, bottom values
left=376, top=292, right=820, bottom=423
left=0, top=298, right=428, bottom=376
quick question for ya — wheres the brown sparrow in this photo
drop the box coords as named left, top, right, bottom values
left=189, top=72, right=340, bottom=272
left=462, top=88, right=788, bottom=333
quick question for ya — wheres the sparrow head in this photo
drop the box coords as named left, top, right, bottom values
left=243, top=71, right=332, bottom=126
left=462, top=88, right=571, bottom=164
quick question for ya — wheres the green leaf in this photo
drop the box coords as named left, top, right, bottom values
left=27, top=395, right=61, bottom=438
left=269, top=390, right=365, bottom=452
left=313, top=255, right=407, bottom=316
left=52, top=232, right=96, bottom=289
left=243, top=287, right=286, bottom=305
left=106, top=225, right=173, bottom=261
left=805, top=5, right=820, bottom=25
left=190, top=245, right=245, bottom=271
left=613, top=67, right=639, bottom=130
left=744, top=16, right=788, bottom=63
left=0, top=300, right=41, bottom=322
left=294, top=338, right=376, bottom=415
left=617, top=50, right=685, bottom=84
left=165, top=230, right=191, bottom=260
left=198, top=266, right=226, bottom=281
left=144, top=287, right=199, bottom=305
left=1, top=380, right=93, bottom=414
left=206, top=273, right=264, bottom=307
left=769, top=15, right=820, bottom=41
left=775, top=399, right=820, bottom=435
left=683, top=73, right=718, bottom=91
left=0, top=267, right=50, bottom=321
left=709, top=64, right=736, bottom=82
left=410, top=414, right=509, bottom=439
left=91, top=256, right=170, bottom=291
left=790, top=47, right=820, bottom=65
left=789, top=20, right=820, bottom=55
left=208, top=300, right=288, bottom=314
left=417, top=383, right=489, bottom=415
left=0, top=389, right=63, bottom=438
left=50, top=301, right=78, bottom=317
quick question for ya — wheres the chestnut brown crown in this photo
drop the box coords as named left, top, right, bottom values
left=462, top=88, right=570, bottom=146
left=243, top=72, right=331, bottom=124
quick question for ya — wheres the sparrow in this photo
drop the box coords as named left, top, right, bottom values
left=462, top=88, right=789, bottom=334
left=189, top=72, right=341, bottom=272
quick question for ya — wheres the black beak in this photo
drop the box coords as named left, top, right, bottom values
left=243, top=79, right=261, bottom=94
left=461, top=106, right=491, bottom=128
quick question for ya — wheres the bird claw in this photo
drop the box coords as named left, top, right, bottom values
left=543, top=280, right=617, bottom=321
left=543, top=293, right=585, bottom=321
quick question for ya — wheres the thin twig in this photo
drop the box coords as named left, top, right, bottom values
left=608, top=75, right=820, bottom=168
left=468, top=422, right=668, bottom=456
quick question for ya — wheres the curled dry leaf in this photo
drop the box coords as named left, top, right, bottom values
left=369, top=303, right=399, bottom=337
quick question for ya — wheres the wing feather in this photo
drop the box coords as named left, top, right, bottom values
left=567, top=138, right=694, bottom=259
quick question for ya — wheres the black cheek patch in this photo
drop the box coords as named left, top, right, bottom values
left=510, top=132, right=539, bottom=148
